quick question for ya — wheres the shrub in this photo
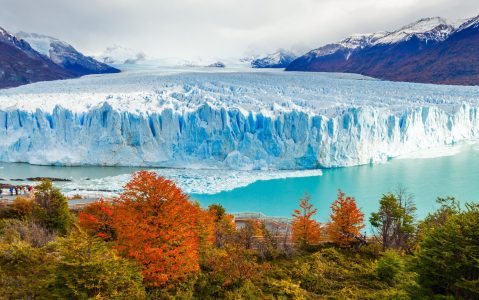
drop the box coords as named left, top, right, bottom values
left=33, top=180, right=71, bottom=235
left=415, top=204, right=479, bottom=298
left=376, top=250, right=404, bottom=285
left=52, top=231, right=146, bottom=299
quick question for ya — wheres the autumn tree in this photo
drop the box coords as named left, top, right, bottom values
left=78, top=199, right=115, bottom=240
left=111, top=171, right=214, bottom=287
left=327, top=189, right=365, bottom=247
left=207, top=204, right=236, bottom=248
left=291, top=193, right=322, bottom=249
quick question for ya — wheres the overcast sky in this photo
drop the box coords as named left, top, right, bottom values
left=1, top=0, right=479, bottom=59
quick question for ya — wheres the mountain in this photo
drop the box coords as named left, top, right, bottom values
left=287, top=16, right=479, bottom=85
left=207, top=61, right=226, bottom=68
left=17, top=32, right=120, bottom=76
left=251, top=50, right=298, bottom=68
left=0, top=27, right=73, bottom=89
left=95, top=45, right=147, bottom=65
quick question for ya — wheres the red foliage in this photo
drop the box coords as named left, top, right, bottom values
left=327, top=189, right=365, bottom=246
left=79, top=199, right=114, bottom=240
left=291, top=193, right=322, bottom=247
left=111, top=171, right=213, bottom=286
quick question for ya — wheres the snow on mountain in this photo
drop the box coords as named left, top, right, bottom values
left=303, top=17, right=455, bottom=61
left=16, top=32, right=61, bottom=57
left=287, top=14, right=479, bottom=85
left=251, top=50, right=298, bottom=68
left=0, top=69, right=478, bottom=170
left=16, top=32, right=120, bottom=76
left=456, top=15, right=479, bottom=31
left=311, top=32, right=386, bottom=58
left=95, top=45, right=147, bottom=65
left=0, top=27, right=73, bottom=89
left=374, top=17, right=455, bottom=44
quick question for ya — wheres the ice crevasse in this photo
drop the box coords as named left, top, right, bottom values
left=0, top=70, right=478, bottom=170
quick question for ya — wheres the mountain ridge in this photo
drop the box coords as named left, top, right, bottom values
left=286, top=15, right=479, bottom=85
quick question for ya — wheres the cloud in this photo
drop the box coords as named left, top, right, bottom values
left=1, top=0, right=478, bottom=59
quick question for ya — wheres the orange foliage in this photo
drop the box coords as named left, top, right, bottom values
left=327, top=189, right=365, bottom=246
left=79, top=199, right=114, bottom=240
left=207, top=204, right=236, bottom=248
left=193, top=202, right=215, bottom=253
left=291, top=193, right=322, bottom=247
left=110, top=171, right=214, bottom=287
left=203, top=245, right=261, bottom=287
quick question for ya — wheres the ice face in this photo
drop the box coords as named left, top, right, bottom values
left=0, top=68, right=478, bottom=170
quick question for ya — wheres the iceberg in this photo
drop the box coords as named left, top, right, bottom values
left=0, top=69, right=478, bottom=170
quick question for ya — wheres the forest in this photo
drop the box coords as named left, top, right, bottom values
left=0, top=171, right=478, bottom=299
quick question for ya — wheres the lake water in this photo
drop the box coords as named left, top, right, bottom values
left=1, top=144, right=478, bottom=225
left=193, top=144, right=479, bottom=223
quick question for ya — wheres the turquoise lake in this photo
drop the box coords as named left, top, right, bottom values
left=1, top=144, right=478, bottom=225
left=193, top=145, right=479, bottom=223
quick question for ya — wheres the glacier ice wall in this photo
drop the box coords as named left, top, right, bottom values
left=1, top=102, right=478, bottom=169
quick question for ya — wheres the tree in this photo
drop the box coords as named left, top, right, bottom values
left=52, top=231, right=146, bottom=299
left=395, top=187, right=416, bottom=250
left=207, top=204, right=236, bottom=248
left=111, top=171, right=213, bottom=287
left=327, top=190, right=365, bottom=247
left=33, top=180, right=71, bottom=235
left=415, top=203, right=479, bottom=298
left=370, top=192, right=415, bottom=251
left=0, top=240, right=55, bottom=299
left=291, top=193, right=322, bottom=249
left=416, top=196, right=460, bottom=243
left=79, top=199, right=115, bottom=240
left=376, top=250, right=404, bottom=286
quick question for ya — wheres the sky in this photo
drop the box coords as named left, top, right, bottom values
left=1, top=0, right=479, bottom=60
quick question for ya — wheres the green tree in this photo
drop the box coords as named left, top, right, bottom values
left=416, top=196, right=460, bottom=242
left=52, top=230, right=146, bottom=299
left=0, top=240, right=55, bottom=299
left=376, top=250, right=404, bottom=286
left=34, top=180, right=71, bottom=234
left=415, top=203, right=479, bottom=299
left=370, top=192, right=416, bottom=251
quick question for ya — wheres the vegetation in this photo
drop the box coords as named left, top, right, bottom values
left=327, top=189, right=365, bottom=247
left=0, top=174, right=478, bottom=299
left=291, top=193, right=322, bottom=249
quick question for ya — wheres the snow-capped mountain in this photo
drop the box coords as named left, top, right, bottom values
left=16, top=32, right=120, bottom=76
left=251, top=49, right=298, bottom=68
left=1, top=69, right=478, bottom=170
left=287, top=15, right=479, bottom=85
left=374, top=17, right=455, bottom=45
left=0, top=27, right=73, bottom=89
left=95, top=45, right=147, bottom=65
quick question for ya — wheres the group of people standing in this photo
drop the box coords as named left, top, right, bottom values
left=0, top=185, right=34, bottom=197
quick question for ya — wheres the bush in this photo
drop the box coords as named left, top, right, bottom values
left=0, top=219, right=55, bottom=247
left=0, top=241, right=55, bottom=299
left=33, top=180, right=71, bottom=235
left=415, top=204, right=479, bottom=298
left=376, top=250, right=404, bottom=285
left=52, top=231, right=146, bottom=299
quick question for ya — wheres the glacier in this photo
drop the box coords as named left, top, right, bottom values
left=0, top=68, right=479, bottom=170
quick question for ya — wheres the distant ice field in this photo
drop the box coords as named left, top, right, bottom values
left=1, top=67, right=477, bottom=115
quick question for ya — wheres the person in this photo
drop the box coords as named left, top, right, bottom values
left=0, top=188, right=3, bottom=197
left=14, top=187, right=18, bottom=196
left=9, top=186, right=13, bottom=196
